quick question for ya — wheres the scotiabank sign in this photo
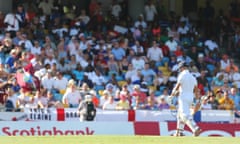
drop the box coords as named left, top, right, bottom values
left=2, top=127, right=94, bottom=136
left=0, top=122, right=134, bottom=136
left=0, top=122, right=240, bottom=137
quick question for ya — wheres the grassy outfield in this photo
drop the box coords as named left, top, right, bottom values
left=0, top=135, right=239, bottom=144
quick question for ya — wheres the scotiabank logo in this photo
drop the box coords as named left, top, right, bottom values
left=2, top=127, right=95, bottom=136
left=166, top=122, right=240, bottom=137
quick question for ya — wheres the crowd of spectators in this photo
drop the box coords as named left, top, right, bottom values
left=0, top=0, right=240, bottom=112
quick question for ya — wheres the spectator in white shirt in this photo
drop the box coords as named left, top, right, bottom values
left=147, top=41, right=163, bottom=62
left=4, top=10, right=22, bottom=37
left=41, top=71, right=55, bottom=90
left=62, top=79, right=82, bottom=108
left=33, top=90, right=48, bottom=108
left=111, top=0, right=122, bottom=20
left=31, top=40, right=42, bottom=55
left=76, top=9, right=90, bottom=26
left=131, top=54, right=145, bottom=70
left=18, top=34, right=33, bottom=51
left=134, top=14, right=147, bottom=29
left=204, top=37, right=219, bottom=52
left=144, top=0, right=157, bottom=24
left=90, top=69, right=107, bottom=86
left=165, top=36, right=178, bottom=53
left=131, top=40, right=144, bottom=55
left=102, top=95, right=117, bottom=110
left=44, top=51, right=57, bottom=67
left=53, top=72, right=68, bottom=93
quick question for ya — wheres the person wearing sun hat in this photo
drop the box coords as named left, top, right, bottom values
left=62, top=79, right=82, bottom=108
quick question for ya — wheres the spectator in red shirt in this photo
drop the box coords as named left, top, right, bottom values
left=131, top=84, right=147, bottom=106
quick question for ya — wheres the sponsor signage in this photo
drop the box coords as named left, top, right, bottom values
left=0, top=121, right=239, bottom=137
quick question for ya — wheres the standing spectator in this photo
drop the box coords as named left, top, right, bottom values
left=4, top=9, right=22, bottom=38
left=38, top=0, right=54, bottom=16
left=144, top=0, right=157, bottom=26
left=110, top=0, right=122, bottom=20
left=89, top=0, right=99, bottom=17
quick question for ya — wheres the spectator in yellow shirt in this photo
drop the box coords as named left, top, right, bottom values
left=218, top=91, right=234, bottom=110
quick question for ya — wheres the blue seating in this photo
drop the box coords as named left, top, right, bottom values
left=206, top=64, right=215, bottom=74
left=53, top=93, right=63, bottom=101
left=63, top=74, right=72, bottom=80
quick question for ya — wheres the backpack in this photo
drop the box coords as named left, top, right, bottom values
left=86, top=101, right=96, bottom=121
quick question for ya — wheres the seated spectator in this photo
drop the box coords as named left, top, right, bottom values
left=99, top=90, right=110, bottom=108
left=201, top=96, right=212, bottom=110
left=57, top=57, right=69, bottom=73
left=46, top=90, right=63, bottom=108
left=225, top=59, right=238, bottom=73
left=53, top=72, right=68, bottom=94
left=107, top=54, right=119, bottom=75
left=131, top=53, right=145, bottom=70
left=104, top=83, right=118, bottom=97
left=16, top=88, right=31, bottom=109
left=165, top=36, right=178, bottom=54
left=79, top=83, right=91, bottom=100
left=131, top=40, right=144, bottom=56
left=153, top=71, right=168, bottom=90
left=78, top=74, right=94, bottom=89
left=33, top=90, right=48, bottom=108
left=116, top=91, right=130, bottom=110
left=131, top=84, right=147, bottom=108
left=207, top=91, right=219, bottom=110
left=158, top=96, right=170, bottom=110
left=41, top=71, right=55, bottom=91
left=211, top=74, right=225, bottom=90
left=91, top=69, right=107, bottom=86
left=102, top=96, right=117, bottom=110
left=62, top=79, right=82, bottom=108
left=141, top=63, right=156, bottom=85
left=220, top=54, right=230, bottom=71
left=229, top=87, right=240, bottom=110
left=218, top=91, right=234, bottom=110
left=4, top=87, right=18, bottom=111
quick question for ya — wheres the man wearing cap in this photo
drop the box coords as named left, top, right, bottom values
left=170, top=61, right=201, bottom=136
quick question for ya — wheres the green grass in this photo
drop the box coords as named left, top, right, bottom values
left=0, top=135, right=239, bottom=144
